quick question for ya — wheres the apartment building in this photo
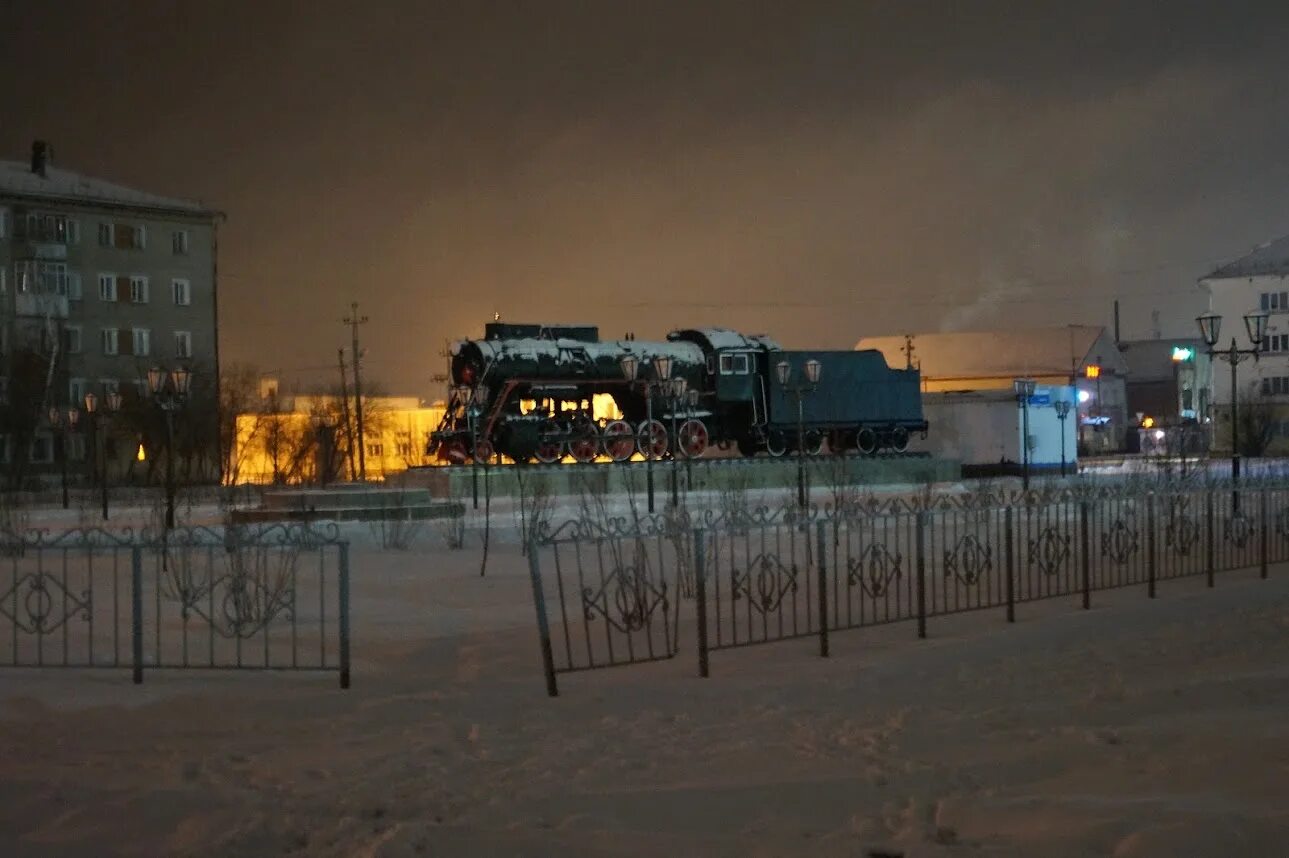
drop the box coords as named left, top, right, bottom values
left=0, top=141, right=220, bottom=484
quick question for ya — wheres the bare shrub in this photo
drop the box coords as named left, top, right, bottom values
left=369, top=492, right=425, bottom=550
left=515, top=467, right=554, bottom=554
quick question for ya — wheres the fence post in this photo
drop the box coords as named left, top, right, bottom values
left=526, top=538, right=559, bottom=697
left=816, top=520, right=829, bottom=658
left=1004, top=506, right=1015, bottom=623
left=1146, top=493, right=1156, bottom=599
left=1080, top=500, right=1091, bottom=610
left=338, top=542, right=351, bottom=690
left=1206, top=490, right=1215, bottom=589
left=916, top=510, right=927, bottom=639
left=694, top=528, right=709, bottom=678
left=1260, top=488, right=1269, bottom=580
left=131, top=546, right=143, bottom=685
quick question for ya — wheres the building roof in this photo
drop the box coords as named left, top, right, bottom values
left=1202, top=234, right=1289, bottom=280
left=856, top=326, right=1127, bottom=380
left=0, top=159, right=214, bottom=216
left=1117, top=337, right=1206, bottom=382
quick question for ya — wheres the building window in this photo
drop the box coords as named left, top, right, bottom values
left=69, top=378, right=87, bottom=406
left=1261, top=376, right=1289, bottom=396
left=67, top=271, right=82, bottom=301
left=174, top=330, right=192, bottom=358
left=99, top=274, right=118, bottom=302
left=103, top=222, right=146, bottom=250
left=132, top=328, right=151, bottom=357
left=15, top=211, right=70, bottom=243
left=172, top=278, right=191, bottom=306
left=367, top=443, right=383, bottom=457
left=1262, top=333, right=1289, bottom=353
left=99, top=378, right=121, bottom=396
left=62, top=326, right=82, bottom=355
left=1261, top=291, right=1289, bottom=312
left=14, top=260, right=69, bottom=295
left=101, top=328, right=119, bottom=356
left=67, top=434, right=87, bottom=462
left=129, top=276, right=149, bottom=303
left=172, top=230, right=189, bottom=255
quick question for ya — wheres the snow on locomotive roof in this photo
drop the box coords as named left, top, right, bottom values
left=472, top=336, right=703, bottom=363
left=670, top=327, right=781, bottom=350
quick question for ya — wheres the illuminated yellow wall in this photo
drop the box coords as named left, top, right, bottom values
left=229, top=397, right=447, bottom=484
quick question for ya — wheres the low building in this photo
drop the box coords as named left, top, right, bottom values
left=229, top=395, right=447, bottom=485
left=857, top=327, right=1129, bottom=454
left=910, top=385, right=1077, bottom=476
left=1117, top=337, right=1212, bottom=454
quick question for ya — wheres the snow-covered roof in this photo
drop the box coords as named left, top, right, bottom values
left=857, top=326, right=1128, bottom=379
left=669, top=328, right=782, bottom=350
left=1202, top=235, right=1289, bottom=280
left=0, top=159, right=214, bottom=216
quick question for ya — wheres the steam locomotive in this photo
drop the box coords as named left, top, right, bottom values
left=428, top=322, right=927, bottom=464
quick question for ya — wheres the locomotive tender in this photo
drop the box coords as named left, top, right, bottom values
left=429, top=322, right=927, bottom=464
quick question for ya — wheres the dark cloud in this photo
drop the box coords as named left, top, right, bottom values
left=5, top=1, right=1289, bottom=390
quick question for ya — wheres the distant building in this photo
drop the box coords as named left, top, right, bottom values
left=0, top=140, right=221, bottom=486
left=914, top=385, right=1078, bottom=476
left=1199, top=236, right=1289, bottom=453
left=857, top=326, right=1129, bottom=454
left=230, top=394, right=448, bottom=485
left=1117, top=337, right=1212, bottom=454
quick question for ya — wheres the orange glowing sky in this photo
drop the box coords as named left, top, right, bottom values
left=6, top=1, right=1289, bottom=396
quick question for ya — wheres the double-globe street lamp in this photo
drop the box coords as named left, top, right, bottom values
left=147, top=366, right=193, bottom=530
left=47, top=405, right=80, bottom=509
left=619, top=353, right=673, bottom=514
left=1054, top=398, right=1072, bottom=478
left=83, top=389, right=123, bottom=520
left=1197, top=310, right=1268, bottom=505
left=1013, top=378, right=1037, bottom=492
left=776, top=358, right=822, bottom=508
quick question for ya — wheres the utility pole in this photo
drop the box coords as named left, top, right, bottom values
left=337, top=348, right=357, bottom=481
left=343, top=302, right=369, bottom=480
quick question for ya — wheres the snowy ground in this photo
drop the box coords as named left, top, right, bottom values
left=2, top=495, right=1289, bottom=857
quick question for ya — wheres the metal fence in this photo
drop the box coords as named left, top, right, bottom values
left=0, top=524, right=350, bottom=687
left=528, top=481, right=1283, bottom=695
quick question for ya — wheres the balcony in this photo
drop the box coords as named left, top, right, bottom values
left=14, top=291, right=69, bottom=319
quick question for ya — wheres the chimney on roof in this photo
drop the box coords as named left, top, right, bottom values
left=30, top=140, right=51, bottom=177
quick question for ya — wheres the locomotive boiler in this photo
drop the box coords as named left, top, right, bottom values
left=428, top=322, right=927, bottom=464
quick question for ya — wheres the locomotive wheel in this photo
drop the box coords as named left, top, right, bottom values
left=735, top=437, right=760, bottom=457
left=765, top=431, right=787, bottom=458
left=569, top=425, right=600, bottom=463
left=801, top=431, right=825, bottom=455
left=856, top=427, right=878, bottom=456
left=473, top=438, right=495, bottom=464
left=890, top=426, right=910, bottom=453
left=603, top=420, right=635, bottom=462
left=444, top=439, right=468, bottom=465
left=678, top=419, right=709, bottom=459
left=637, top=419, right=669, bottom=458
left=828, top=428, right=852, bottom=455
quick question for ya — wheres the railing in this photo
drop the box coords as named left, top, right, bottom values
left=528, top=480, right=1283, bottom=695
left=0, top=524, right=350, bottom=687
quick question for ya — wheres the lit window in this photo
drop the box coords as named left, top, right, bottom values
left=171, top=278, right=191, bottom=306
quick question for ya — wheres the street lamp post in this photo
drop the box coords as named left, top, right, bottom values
left=685, top=387, right=699, bottom=492
left=777, top=358, right=822, bottom=508
left=1197, top=311, right=1267, bottom=510
left=1054, top=399, right=1071, bottom=477
left=147, top=366, right=193, bottom=530
left=83, top=390, right=122, bottom=520
left=620, top=353, right=671, bottom=514
left=48, top=406, right=79, bottom=509
left=665, top=377, right=688, bottom=507
left=1013, top=378, right=1037, bottom=491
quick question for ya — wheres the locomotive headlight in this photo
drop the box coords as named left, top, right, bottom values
left=805, top=359, right=822, bottom=385
left=654, top=355, right=673, bottom=381
left=671, top=378, right=687, bottom=398
left=619, top=354, right=639, bottom=381
left=776, top=360, right=791, bottom=385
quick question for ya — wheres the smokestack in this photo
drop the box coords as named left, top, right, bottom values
left=30, top=140, right=51, bottom=178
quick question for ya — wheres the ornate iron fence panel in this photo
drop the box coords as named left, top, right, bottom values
left=1015, top=499, right=1081, bottom=602
left=1087, top=494, right=1148, bottom=591
left=528, top=530, right=682, bottom=694
left=825, top=510, right=916, bottom=630
left=0, top=525, right=350, bottom=688
left=924, top=505, right=1006, bottom=616
left=701, top=518, right=816, bottom=651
